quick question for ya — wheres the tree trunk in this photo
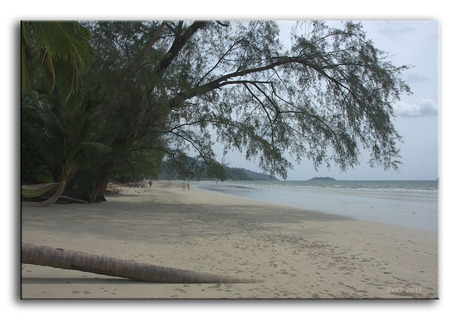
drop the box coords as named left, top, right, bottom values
left=36, top=177, right=67, bottom=207
left=21, top=243, right=263, bottom=283
left=61, top=162, right=113, bottom=203
left=91, top=170, right=112, bottom=203
left=21, top=182, right=59, bottom=199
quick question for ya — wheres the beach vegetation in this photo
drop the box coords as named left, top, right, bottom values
left=21, top=21, right=108, bottom=205
left=21, top=20, right=410, bottom=203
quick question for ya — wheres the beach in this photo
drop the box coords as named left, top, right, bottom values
left=21, top=181, right=438, bottom=299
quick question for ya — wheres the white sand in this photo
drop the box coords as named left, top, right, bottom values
left=21, top=181, right=438, bottom=299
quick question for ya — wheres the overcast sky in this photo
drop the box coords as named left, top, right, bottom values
left=223, top=20, right=439, bottom=181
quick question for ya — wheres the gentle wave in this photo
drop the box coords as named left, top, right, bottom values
left=197, top=180, right=438, bottom=232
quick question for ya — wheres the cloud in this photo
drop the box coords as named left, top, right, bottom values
left=378, top=24, right=415, bottom=39
left=405, top=72, right=430, bottom=83
left=394, top=99, right=438, bottom=117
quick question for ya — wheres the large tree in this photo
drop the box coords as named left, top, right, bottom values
left=21, top=21, right=107, bottom=205
left=22, top=20, right=410, bottom=203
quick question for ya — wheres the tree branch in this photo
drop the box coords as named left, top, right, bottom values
left=96, top=21, right=167, bottom=132
left=168, top=129, right=212, bottom=166
left=215, top=21, right=230, bottom=27
left=197, top=40, right=245, bottom=85
left=154, top=21, right=208, bottom=75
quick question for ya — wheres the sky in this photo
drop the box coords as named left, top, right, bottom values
left=222, top=20, right=439, bottom=181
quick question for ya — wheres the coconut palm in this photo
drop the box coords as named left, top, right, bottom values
left=22, top=89, right=110, bottom=206
left=22, top=243, right=263, bottom=283
left=21, top=21, right=93, bottom=99
left=21, top=21, right=104, bottom=205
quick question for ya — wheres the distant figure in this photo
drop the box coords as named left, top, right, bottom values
left=182, top=180, right=186, bottom=190
left=187, top=181, right=191, bottom=191
left=149, top=180, right=152, bottom=188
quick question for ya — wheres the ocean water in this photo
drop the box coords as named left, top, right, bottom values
left=197, top=180, right=438, bottom=232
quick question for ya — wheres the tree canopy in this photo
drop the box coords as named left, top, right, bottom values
left=21, top=20, right=411, bottom=203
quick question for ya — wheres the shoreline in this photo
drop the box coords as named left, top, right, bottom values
left=196, top=180, right=438, bottom=233
left=21, top=181, right=438, bottom=299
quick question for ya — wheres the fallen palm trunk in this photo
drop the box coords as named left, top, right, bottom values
left=21, top=243, right=263, bottom=283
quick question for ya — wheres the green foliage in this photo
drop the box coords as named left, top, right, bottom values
left=21, top=20, right=410, bottom=202
left=158, top=155, right=277, bottom=181
left=111, top=148, right=164, bottom=183
left=21, top=87, right=111, bottom=183
left=21, top=21, right=105, bottom=198
left=21, top=21, right=93, bottom=99
left=223, top=167, right=249, bottom=181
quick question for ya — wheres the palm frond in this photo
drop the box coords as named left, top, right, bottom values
left=80, top=142, right=112, bottom=153
left=21, top=21, right=93, bottom=97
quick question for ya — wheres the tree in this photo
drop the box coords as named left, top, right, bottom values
left=21, top=21, right=106, bottom=205
left=110, top=147, right=164, bottom=183
left=21, top=21, right=93, bottom=99
left=21, top=87, right=111, bottom=205
left=22, top=242, right=263, bottom=283
left=22, top=20, right=411, bottom=203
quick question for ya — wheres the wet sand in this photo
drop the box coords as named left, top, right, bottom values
left=21, top=181, right=438, bottom=299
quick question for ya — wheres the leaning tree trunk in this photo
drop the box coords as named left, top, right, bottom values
left=21, top=243, right=263, bottom=283
left=61, top=162, right=113, bottom=203
left=36, top=177, right=67, bottom=207
left=21, top=182, right=59, bottom=199
left=91, top=169, right=112, bottom=203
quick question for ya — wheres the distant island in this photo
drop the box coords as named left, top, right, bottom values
left=308, top=177, right=336, bottom=181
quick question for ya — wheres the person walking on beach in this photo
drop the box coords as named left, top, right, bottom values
left=149, top=180, right=152, bottom=187
left=182, top=180, right=186, bottom=190
left=187, top=181, right=191, bottom=191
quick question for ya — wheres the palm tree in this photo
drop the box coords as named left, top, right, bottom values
left=21, top=21, right=93, bottom=99
left=22, top=89, right=110, bottom=206
left=21, top=21, right=101, bottom=206
left=22, top=243, right=263, bottom=283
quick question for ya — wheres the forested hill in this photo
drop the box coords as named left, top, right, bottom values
left=159, top=163, right=278, bottom=181
left=237, top=168, right=278, bottom=181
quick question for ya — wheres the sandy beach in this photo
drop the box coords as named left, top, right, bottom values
left=21, top=181, right=438, bottom=299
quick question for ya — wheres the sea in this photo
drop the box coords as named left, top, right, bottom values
left=197, top=180, right=438, bottom=233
